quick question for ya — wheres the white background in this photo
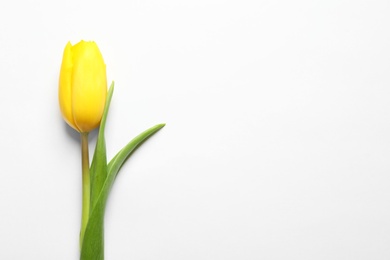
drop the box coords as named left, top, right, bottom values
left=0, top=0, right=390, bottom=259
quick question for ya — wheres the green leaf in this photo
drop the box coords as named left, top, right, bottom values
left=81, top=123, right=165, bottom=260
left=107, top=123, right=166, bottom=189
left=81, top=84, right=165, bottom=260
left=90, top=82, right=114, bottom=211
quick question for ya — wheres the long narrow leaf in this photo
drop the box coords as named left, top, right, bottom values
left=107, top=123, right=165, bottom=185
left=81, top=123, right=165, bottom=259
left=90, top=82, right=114, bottom=210
left=80, top=83, right=113, bottom=259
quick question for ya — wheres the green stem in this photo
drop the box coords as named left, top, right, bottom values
left=80, top=132, right=90, bottom=249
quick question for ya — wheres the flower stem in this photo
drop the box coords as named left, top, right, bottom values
left=80, top=132, right=90, bottom=249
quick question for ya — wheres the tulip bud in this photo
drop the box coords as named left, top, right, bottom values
left=59, top=41, right=107, bottom=133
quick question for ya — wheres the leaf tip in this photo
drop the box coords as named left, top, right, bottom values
left=156, top=123, right=166, bottom=130
left=109, top=81, right=115, bottom=92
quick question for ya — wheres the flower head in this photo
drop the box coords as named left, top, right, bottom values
left=59, top=40, right=107, bottom=133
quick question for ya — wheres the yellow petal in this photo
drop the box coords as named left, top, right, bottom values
left=71, top=41, right=107, bottom=133
left=59, top=42, right=80, bottom=131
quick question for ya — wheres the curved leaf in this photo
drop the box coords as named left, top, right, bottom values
left=81, top=120, right=165, bottom=259
left=90, top=82, right=114, bottom=211
left=107, top=123, right=165, bottom=186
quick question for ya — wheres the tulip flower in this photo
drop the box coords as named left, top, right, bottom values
left=59, top=40, right=165, bottom=260
left=59, top=40, right=107, bottom=133
left=58, top=40, right=108, bottom=248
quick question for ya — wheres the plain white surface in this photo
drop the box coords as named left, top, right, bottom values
left=1, top=0, right=390, bottom=259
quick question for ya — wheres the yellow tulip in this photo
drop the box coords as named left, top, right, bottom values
left=59, top=40, right=107, bottom=133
